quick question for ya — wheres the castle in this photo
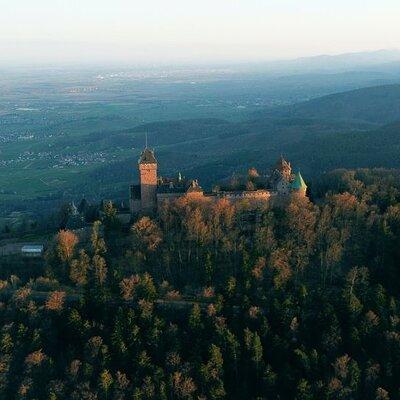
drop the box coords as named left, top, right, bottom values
left=130, top=148, right=307, bottom=214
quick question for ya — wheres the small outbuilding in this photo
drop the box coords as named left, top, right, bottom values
left=21, top=245, right=44, bottom=258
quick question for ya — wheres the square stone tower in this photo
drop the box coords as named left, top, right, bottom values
left=138, top=148, right=158, bottom=211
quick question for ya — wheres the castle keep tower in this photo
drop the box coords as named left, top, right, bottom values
left=138, top=148, right=158, bottom=211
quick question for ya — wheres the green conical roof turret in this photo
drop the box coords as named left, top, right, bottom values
left=291, top=171, right=307, bottom=191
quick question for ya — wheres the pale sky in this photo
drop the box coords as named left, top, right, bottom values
left=0, top=0, right=399, bottom=65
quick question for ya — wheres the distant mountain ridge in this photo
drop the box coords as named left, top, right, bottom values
left=257, top=49, right=400, bottom=74
left=264, top=84, right=400, bottom=124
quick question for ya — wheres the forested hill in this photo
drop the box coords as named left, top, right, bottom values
left=261, top=84, right=400, bottom=124
left=282, top=122, right=400, bottom=173
left=1, top=169, right=400, bottom=398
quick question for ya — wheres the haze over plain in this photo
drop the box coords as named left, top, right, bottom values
left=1, top=0, right=400, bottom=65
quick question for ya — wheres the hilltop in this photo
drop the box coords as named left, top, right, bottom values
left=263, top=84, right=400, bottom=124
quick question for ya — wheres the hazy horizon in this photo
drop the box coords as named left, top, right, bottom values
left=2, top=0, right=400, bottom=66
left=1, top=48, right=400, bottom=71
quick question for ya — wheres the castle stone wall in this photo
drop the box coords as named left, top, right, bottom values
left=130, top=149, right=307, bottom=215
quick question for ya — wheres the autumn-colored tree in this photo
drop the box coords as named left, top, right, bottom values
left=200, top=345, right=226, bottom=400
left=269, top=247, right=292, bottom=288
left=119, top=274, right=140, bottom=301
left=189, top=303, right=203, bottom=331
left=99, top=369, right=113, bottom=398
left=131, top=217, right=163, bottom=255
left=56, top=229, right=78, bottom=262
left=91, top=220, right=107, bottom=256
left=70, top=249, right=90, bottom=286
left=283, top=196, right=317, bottom=281
left=45, top=291, right=66, bottom=311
